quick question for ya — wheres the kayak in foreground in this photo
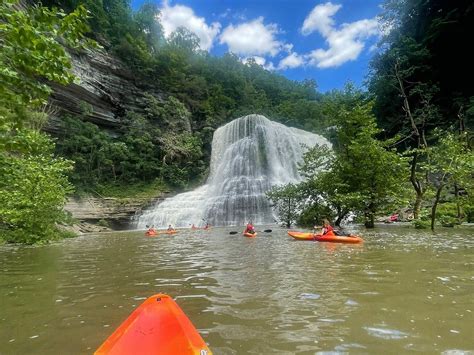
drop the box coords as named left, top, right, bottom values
left=243, top=232, right=257, bottom=237
left=288, top=231, right=363, bottom=244
left=95, top=294, right=212, bottom=355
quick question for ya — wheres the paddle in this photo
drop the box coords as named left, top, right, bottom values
left=229, top=229, right=272, bottom=235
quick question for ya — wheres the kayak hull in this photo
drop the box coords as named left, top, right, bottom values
left=95, top=294, right=212, bottom=355
left=146, top=230, right=177, bottom=236
left=288, top=231, right=363, bottom=244
left=243, top=232, right=257, bottom=238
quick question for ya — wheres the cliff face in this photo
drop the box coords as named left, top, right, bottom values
left=46, top=48, right=162, bottom=133
left=64, top=196, right=166, bottom=229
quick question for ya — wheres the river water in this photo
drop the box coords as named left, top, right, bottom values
left=1, top=225, right=473, bottom=354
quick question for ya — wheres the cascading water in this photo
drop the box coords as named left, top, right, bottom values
left=137, top=114, right=330, bottom=227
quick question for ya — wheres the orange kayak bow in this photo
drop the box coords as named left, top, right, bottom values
left=95, top=294, right=212, bottom=355
left=243, top=232, right=257, bottom=237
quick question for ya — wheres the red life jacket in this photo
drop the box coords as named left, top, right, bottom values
left=323, top=225, right=334, bottom=235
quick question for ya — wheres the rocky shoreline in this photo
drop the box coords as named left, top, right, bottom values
left=64, top=195, right=164, bottom=234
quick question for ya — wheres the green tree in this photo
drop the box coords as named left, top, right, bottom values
left=266, top=183, right=302, bottom=228
left=298, top=145, right=359, bottom=226
left=0, top=1, right=91, bottom=243
left=297, top=102, right=409, bottom=228
left=426, top=132, right=473, bottom=230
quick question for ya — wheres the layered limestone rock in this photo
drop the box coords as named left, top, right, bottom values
left=46, top=48, right=162, bottom=133
left=64, top=196, right=166, bottom=229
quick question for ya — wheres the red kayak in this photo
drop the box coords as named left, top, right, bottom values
left=95, top=294, right=212, bottom=355
left=288, top=231, right=363, bottom=244
left=243, top=232, right=257, bottom=237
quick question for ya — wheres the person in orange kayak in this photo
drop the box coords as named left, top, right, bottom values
left=315, top=219, right=333, bottom=235
left=245, top=221, right=255, bottom=234
left=146, top=225, right=156, bottom=235
left=167, top=224, right=174, bottom=231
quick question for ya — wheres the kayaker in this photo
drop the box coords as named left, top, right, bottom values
left=167, top=224, right=174, bottom=231
left=245, top=221, right=255, bottom=234
left=204, top=223, right=210, bottom=230
left=320, top=219, right=334, bottom=235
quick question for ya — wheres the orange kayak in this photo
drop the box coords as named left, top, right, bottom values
left=288, top=231, right=363, bottom=244
left=95, top=294, right=212, bottom=355
left=243, top=232, right=257, bottom=237
left=146, top=230, right=177, bottom=236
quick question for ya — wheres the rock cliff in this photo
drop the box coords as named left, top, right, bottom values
left=46, top=48, right=162, bottom=133
left=64, top=195, right=166, bottom=230
left=48, top=48, right=168, bottom=228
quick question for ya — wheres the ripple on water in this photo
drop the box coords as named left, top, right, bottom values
left=364, top=326, right=410, bottom=340
left=1, top=227, right=474, bottom=355
left=344, top=299, right=358, bottom=306
left=299, top=293, right=321, bottom=300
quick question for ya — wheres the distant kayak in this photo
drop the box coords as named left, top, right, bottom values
left=288, top=231, right=363, bottom=244
left=145, top=230, right=177, bottom=236
left=95, top=294, right=212, bottom=355
left=243, top=232, right=257, bottom=237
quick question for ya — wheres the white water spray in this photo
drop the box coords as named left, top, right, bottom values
left=137, top=114, right=330, bottom=227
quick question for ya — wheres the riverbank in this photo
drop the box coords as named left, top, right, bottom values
left=64, top=195, right=167, bottom=233
left=64, top=181, right=173, bottom=233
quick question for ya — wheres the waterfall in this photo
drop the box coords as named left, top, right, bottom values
left=137, top=114, right=330, bottom=228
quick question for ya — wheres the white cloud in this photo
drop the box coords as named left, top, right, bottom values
left=301, top=2, right=341, bottom=36
left=161, top=1, right=221, bottom=51
left=278, top=52, right=305, bottom=70
left=220, top=17, right=283, bottom=57
left=301, top=2, right=379, bottom=68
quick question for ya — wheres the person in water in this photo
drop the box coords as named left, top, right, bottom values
left=245, top=221, right=255, bottom=234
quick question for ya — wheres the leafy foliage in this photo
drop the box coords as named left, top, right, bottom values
left=370, top=0, right=474, bottom=136
left=0, top=1, right=91, bottom=243
left=55, top=95, right=205, bottom=190
left=266, top=183, right=302, bottom=228
left=269, top=97, right=410, bottom=228
left=425, top=131, right=473, bottom=229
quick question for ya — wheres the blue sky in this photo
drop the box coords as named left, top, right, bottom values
left=131, top=0, right=383, bottom=92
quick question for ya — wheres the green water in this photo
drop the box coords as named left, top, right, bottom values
left=1, top=225, right=473, bottom=354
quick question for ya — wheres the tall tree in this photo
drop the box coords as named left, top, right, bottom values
left=0, top=1, right=92, bottom=243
